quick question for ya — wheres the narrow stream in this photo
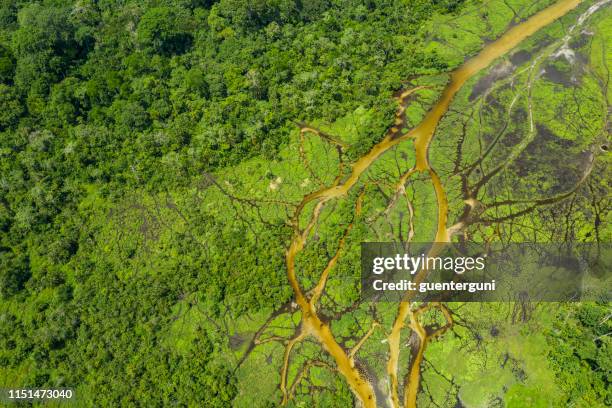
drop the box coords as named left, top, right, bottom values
left=283, top=1, right=589, bottom=407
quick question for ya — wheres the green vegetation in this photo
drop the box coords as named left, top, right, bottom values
left=547, top=302, right=611, bottom=406
left=0, top=0, right=610, bottom=407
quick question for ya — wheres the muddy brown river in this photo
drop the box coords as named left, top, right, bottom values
left=283, top=1, right=585, bottom=407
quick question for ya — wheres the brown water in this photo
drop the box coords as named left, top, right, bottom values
left=284, top=1, right=584, bottom=407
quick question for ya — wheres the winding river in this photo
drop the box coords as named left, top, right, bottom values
left=283, top=1, right=588, bottom=407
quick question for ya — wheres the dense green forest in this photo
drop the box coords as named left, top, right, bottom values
left=0, top=0, right=610, bottom=406
left=0, top=1, right=464, bottom=405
